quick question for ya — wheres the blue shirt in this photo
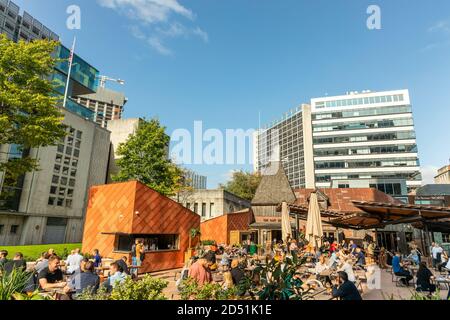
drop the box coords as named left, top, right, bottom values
left=93, top=255, right=102, bottom=268
left=392, top=255, right=401, bottom=273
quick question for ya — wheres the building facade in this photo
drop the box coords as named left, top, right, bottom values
left=75, top=87, right=128, bottom=128
left=0, top=1, right=111, bottom=245
left=311, top=90, right=422, bottom=192
left=0, top=0, right=58, bottom=42
left=253, top=104, right=315, bottom=189
left=183, top=170, right=207, bottom=190
left=435, top=165, right=450, bottom=184
left=176, top=189, right=251, bottom=221
left=254, top=89, right=422, bottom=195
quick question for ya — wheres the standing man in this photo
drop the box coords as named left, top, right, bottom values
left=431, top=243, right=443, bottom=270
left=131, top=239, right=144, bottom=277
left=66, top=248, right=84, bottom=274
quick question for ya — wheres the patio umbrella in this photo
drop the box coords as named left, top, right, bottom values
left=281, top=201, right=292, bottom=243
left=305, top=192, right=323, bottom=248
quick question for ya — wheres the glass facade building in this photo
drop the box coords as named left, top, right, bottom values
left=311, top=90, right=422, bottom=192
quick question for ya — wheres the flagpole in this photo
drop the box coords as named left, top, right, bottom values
left=63, top=36, right=76, bottom=108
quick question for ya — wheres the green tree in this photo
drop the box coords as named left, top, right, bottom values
left=220, top=170, right=262, bottom=201
left=112, top=118, right=182, bottom=196
left=0, top=34, right=67, bottom=183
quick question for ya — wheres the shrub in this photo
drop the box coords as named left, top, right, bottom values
left=0, top=268, right=33, bottom=300
left=179, top=277, right=237, bottom=300
left=110, top=275, right=168, bottom=300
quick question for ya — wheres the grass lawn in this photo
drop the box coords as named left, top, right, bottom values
left=1, top=243, right=82, bottom=261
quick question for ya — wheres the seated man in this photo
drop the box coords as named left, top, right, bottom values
left=0, top=250, right=8, bottom=269
left=38, top=255, right=66, bottom=291
left=35, top=252, right=51, bottom=273
left=3, top=252, right=27, bottom=274
left=392, top=252, right=413, bottom=287
left=102, top=262, right=127, bottom=292
left=331, top=271, right=362, bottom=301
left=64, top=261, right=100, bottom=297
left=188, top=258, right=212, bottom=286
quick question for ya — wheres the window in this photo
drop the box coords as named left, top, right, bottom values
left=57, top=198, right=64, bottom=206
left=72, top=159, right=78, bottom=167
left=66, top=199, right=72, bottom=208
left=64, top=157, right=70, bottom=165
left=50, top=186, right=57, bottom=194
left=56, top=154, right=62, bottom=163
left=59, top=188, right=66, bottom=196
left=48, top=197, right=56, bottom=205
left=57, top=145, right=64, bottom=153
left=338, top=184, right=350, bottom=188
left=70, top=169, right=77, bottom=177
left=66, top=147, right=73, bottom=156
left=116, top=234, right=179, bottom=252
left=210, top=203, right=215, bottom=216
left=73, top=149, right=80, bottom=158
left=76, top=131, right=82, bottom=139
left=67, top=189, right=74, bottom=197
left=52, top=175, right=59, bottom=184
left=62, top=167, right=69, bottom=175
left=69, top=179, right=76, bottom=187
left=0, top=225, right=4, bottom=234
left=194, top=203, right=198, bottom=213
left=75, top=140, right=81, bottom=149
left=202, top=203, right=207, bottom=217
left=54, top=165, right=61, bottom=174
left=10, top=225, right=19, bottom=234
left=60, top=177, right=68, bottom=185
left=186, top=203, right=191, bottom=210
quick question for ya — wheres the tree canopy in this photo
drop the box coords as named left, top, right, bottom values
left=220, top=170, right=262, bottom=201
left=112, top=118, right=183, bottom=196
left=0, top=34, right=67, bottom=183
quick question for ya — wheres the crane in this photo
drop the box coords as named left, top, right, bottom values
left=97, top=75, right=125, bottom=88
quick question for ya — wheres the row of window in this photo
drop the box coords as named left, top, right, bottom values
left=313, top=118, right=414, bottom=132
left=313, top=105, right=412, bottom=121
left=316, top=172, right=423, bottom=182
left=314, top=144, right=418, bottom=157
left=48, top=197, right=72, bottom=208
left=0, top=224, right=19, bottom=235
left=315, top=94, right=405, bottom=109
left=313, top=131, right=416, bottom=145
left=315, top=158, right=419, bottom=170
left=186, top=202, right=215, bottom=217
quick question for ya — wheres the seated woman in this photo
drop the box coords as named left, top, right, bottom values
left=337, top=257, right=356, bottom=283
left=416, top=261, right=436, bottom=294
left=315, top=255, right=332, bottom=286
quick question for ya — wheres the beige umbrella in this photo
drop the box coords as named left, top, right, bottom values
left=305, top=192, right=323, bottom=248
left=281, top=201, right=292, bottom=243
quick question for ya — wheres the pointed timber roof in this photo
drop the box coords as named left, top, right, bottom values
left=252, top=161, right=296, bottom=205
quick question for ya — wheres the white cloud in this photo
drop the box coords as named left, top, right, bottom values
left=98, top=0, right=208, bottom=55
left=428, top=20, right=450, bottom=33
left=421, top=165, right=439, bottom=185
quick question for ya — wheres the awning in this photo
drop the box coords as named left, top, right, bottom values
left=327, top=201, right=450, bottom=231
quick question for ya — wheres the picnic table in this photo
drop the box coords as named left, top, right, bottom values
left=434, top=276, right=450, bottom=290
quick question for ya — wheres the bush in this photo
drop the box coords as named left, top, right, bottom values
left=179, top=278, right=237, bottom=300
left=77, top=275, right=168, bottom=301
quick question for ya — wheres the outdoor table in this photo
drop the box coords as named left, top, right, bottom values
left=434, top=277, right=450, bottom=290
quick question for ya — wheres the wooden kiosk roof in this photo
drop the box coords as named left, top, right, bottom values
left=327, top=201, right=450, bottom=231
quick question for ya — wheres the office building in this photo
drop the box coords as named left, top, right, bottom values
left=75, top=87, right=128, bottom=128
left=0, top=1, right=110, bottom=245
left=254, top=89, right=422, bottom=195
left=253, top=104, right=315, bottom=189
left=311, top=90, right=422, bottom=192
left=435, top=165, right=450, bottom=184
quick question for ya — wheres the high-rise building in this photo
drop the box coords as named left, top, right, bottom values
left=311, top=90, right=422, bottom=192
left=0, top=1, right=111, bottom=245
left=253, top=104, right=315, bottom=189
left=254, top=89, right=422, bottom=195
left=183, top=170, right=207, bottom=190
left=75, top=87, right=128, bottom=128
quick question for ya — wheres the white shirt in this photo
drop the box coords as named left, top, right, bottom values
left=315, top=262, right=328, bottom=274
left=338, top=262, right=356, bottom=282
left=432, top=246, right=443, bottom=259
left=446, top=259, right=450, bottom=270
left=66, top=253, right=84, bottom=273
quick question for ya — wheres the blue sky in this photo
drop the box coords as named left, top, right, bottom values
left=14, top=0, right=450, bottom=188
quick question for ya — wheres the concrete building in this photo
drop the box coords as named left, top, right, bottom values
left=176, top=189, right=251, bottom=221
left=0, top=0, right=58, bottom=42
left=435, top=165, right=450, bottom=184
left=253, top=104, right=315, bottom=189
left=75, top=87, right=128, bottom=128
left=0, top=1, right=111, bottom=245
